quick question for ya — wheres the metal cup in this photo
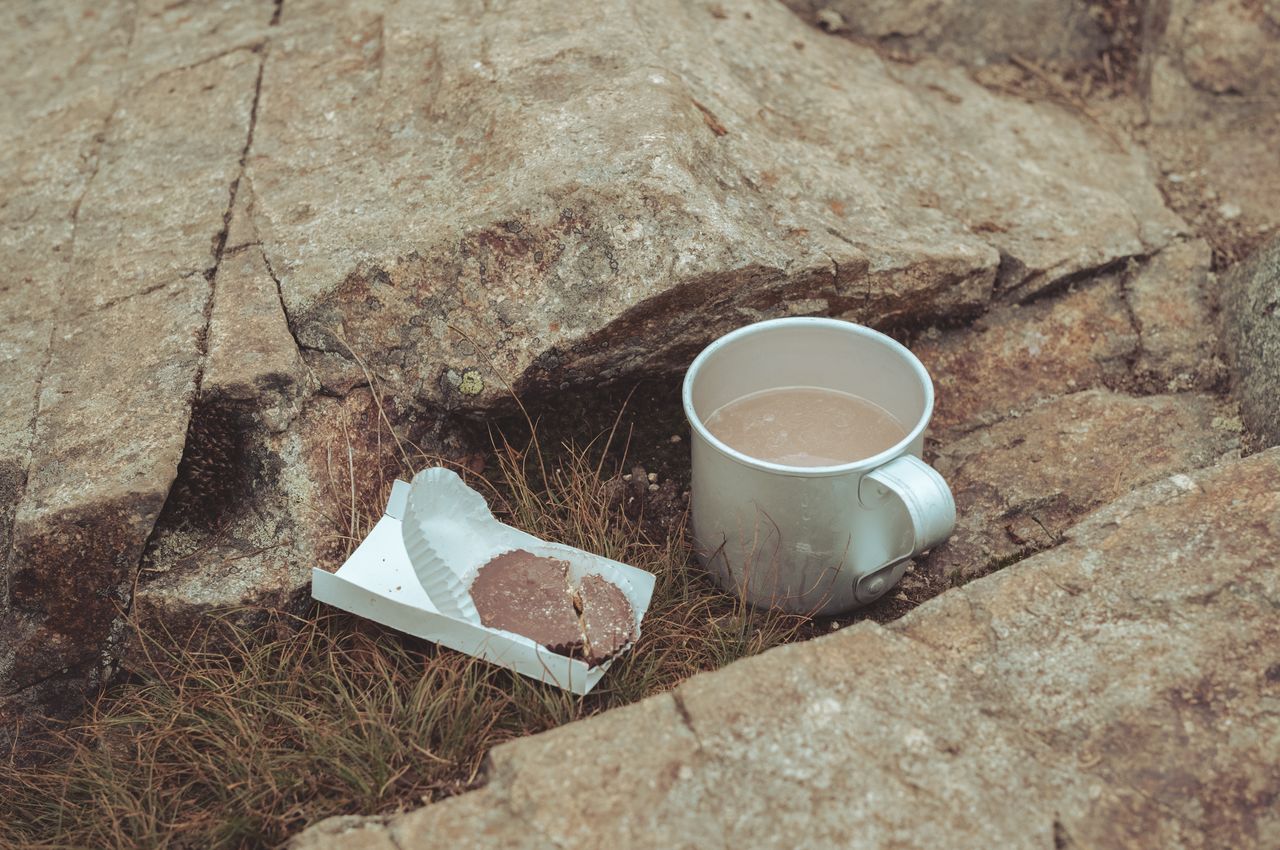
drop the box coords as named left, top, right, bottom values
left=682, top=317, right=955, bottom=615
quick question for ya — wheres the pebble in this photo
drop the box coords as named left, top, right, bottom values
left=647, top=472, right=658, bottom=483
left=648, top=483, right=659, bottom=492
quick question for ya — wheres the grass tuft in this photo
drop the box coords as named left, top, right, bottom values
left=1, top=425, right=806, bottom=849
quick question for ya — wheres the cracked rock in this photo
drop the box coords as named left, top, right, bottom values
left=1126, top=238, right=1224, bottom=392
left=923, top=389, right=1240, bottom=582
left=295, top=450, right=1280, bottom=850
left=250, top=0, right=1179, bottom=412
left=914, top=276, right=1137, bottom=437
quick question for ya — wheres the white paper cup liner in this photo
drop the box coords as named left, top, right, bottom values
left=401, top=467, right=488, bottom=624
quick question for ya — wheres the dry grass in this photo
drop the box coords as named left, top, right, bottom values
left=0, top=417, right=807, bottom=849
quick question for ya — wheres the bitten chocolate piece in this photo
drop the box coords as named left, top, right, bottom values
left=469, top=550, right=582, bottom=651
left=579, top=573, right=636, bottom=664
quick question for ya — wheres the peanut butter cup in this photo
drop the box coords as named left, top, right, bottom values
left=469, top=549, right=637, bottom=665
left=469, top=550, right=582, bottom=651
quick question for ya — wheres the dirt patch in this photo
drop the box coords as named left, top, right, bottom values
left=459, top=376, right=693, bottom=492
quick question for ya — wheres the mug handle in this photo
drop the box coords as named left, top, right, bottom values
left=860, top=455, right=956, bottom=557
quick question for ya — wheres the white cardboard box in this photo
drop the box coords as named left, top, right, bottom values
left=312, top=468, right=656, bottom=695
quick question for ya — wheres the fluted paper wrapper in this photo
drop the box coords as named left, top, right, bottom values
left=312, top=467, right=656, bottom=694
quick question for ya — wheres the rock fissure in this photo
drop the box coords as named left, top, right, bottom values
left=1115, top=258, right=1149, bottom=384
left=1009, top=253, right=1146, bottom=307
left=141, top=42, right=268, bottom=90
left=75, top=279, right=184, bottom=319
left=259, top=243, right=309, bottom=365
left=206, top=51, right=267, bottom=288
left=63, top=2, right=139, bottom=260
left=116, top=48, right=272, bottom=635
left=1, top=324, right=55, bottom=602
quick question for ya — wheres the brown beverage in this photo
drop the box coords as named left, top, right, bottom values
left=703, top=386, right=908, bottom=467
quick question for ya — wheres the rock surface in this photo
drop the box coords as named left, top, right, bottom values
left=1138, top=0, right=1280, bottom=257
left=782, top=0, right=1110, bottom=66
left=293, top=448, right=1280, bottom=850
left=913, top=276, right=1137, bottom=436
left=925, top=388, right=1238, bottom=581
left=1222, top=236, right=1280, bottom=447
left=0, top=0, right=1191, bottom=720
left=1127, top=238, right=1223, bottom=392
left=254, top=0, right=1178, bottom=411
left=2, top=4, right=268, bottom=702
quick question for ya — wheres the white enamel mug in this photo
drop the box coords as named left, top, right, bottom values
left=682, top=317, right=956, bottom=615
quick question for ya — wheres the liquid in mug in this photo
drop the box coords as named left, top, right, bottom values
left=703, top=386, right=908, bottom=467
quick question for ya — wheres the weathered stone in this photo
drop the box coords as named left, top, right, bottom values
left=65, top=49, right=261, bottom=314
left=925, top=389, right=1240, bottom=581
left=782, top=0, right=1109, bottom=67
left=203, top=187, right=308, bottom=426
left=1, top=25, right=264, bottom=692
left=1139, top=0, right=1280, bottom=245
left=0, top=1, right=135, bottom=624
left=294, top=449, right=1280, bottom=850
left=0, top=319, right=49, bottom=590
left=5, top=282, right=209, bottom=687
left=250, top=0, right=1179, bottom=413
left=896, top=450, right=1280, bottom=848
left=476, top=694, right=716, bottom=849
left=126, top=0, right=275, bottom=75
left=1126, top=238, right=1223, bottom=392
left=291, top=817, right=399, bottom=850
left=1222, top=235, right=1280, bottom=447
left=1144, top=0, right=1280, bottom=116
left=125, top=389, right=395, bottom=668
left=1179, top=0, right=1279, bottom=96
left=671, top=630, right=1081, bottom=849
left=387, top=794, right=546, bottom=850
left=914, top=278, right=1137, bottom=436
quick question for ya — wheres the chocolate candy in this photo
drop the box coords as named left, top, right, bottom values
left=469, top=549, right=636, bottom=665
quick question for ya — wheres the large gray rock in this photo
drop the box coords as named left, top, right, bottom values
left=2, top=47, right=262, bottom=696
left=1139, top=0, right=1280, bottom=248
left=252, top=0, right=1179, bottom=412
left=1222, top=236, right=1280, bottom=447
left=0, top=0, right=276, bottom=721
left=1, top=0, right=1187, bottom=720
left=293, top=448, right=1280, bottom=849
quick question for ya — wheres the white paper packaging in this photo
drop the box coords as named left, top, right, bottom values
left=312, top=467, right=656, bottom=694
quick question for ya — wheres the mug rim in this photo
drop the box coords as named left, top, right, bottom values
left=681, top=317, right=936, bottom=477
